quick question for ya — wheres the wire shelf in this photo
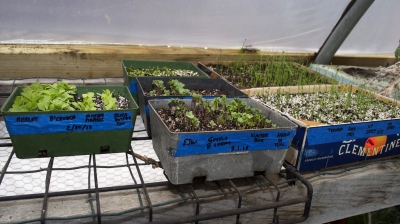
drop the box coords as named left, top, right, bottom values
left=0, top=78, right=312, bottom=224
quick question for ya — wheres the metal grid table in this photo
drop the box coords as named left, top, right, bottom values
left=0, top=78, right=312, bottom=224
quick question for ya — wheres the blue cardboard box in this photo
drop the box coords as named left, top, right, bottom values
left=246, top=85, right=400, bottom=172
left=291, top=119, right=400, bottom=172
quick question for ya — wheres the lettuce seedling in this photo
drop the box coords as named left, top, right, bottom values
left=98, top=89, right=117, bottom=110
left=72, top=92, right=96, bottom=111
left=9, top=82, right=76, bottom=112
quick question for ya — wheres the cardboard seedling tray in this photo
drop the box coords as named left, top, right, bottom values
left=197, top=62, right=337, bottom=90
left=244, top=84, right=400, bottom=172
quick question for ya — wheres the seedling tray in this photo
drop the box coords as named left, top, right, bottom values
left=310, top=63, right=400, bottom=101
left=197, top=62, right=336, bottom=89
left=246, top=85, right=400, bottom=172
left=122, top=60, right=211, bottom=107
left=148, top=98, right=297, bottom=185
left=137, top=77, right=248, bottom=137
left=1, top=86, right=138, bottom=159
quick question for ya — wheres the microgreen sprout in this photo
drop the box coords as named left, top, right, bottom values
left=212, top=53, right=332, bottom=88
left=253, top=87, right=400, bottom=124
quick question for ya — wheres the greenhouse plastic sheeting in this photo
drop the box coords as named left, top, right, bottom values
left=0, top=0, right=399, bottom=54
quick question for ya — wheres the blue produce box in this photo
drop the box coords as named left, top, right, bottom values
left=246, top=85, right=400, bottom=172
left=291, top=119, right=400, bottom=172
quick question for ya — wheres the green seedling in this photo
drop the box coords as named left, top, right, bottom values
left=150, top=79, right=191, bottom=96
left=213, top=52, right=331, bottom=88
left=209, top=120, right=217, bottom=128
left=255, top=85, right=400, bottom=124
left=98, top=89, right=117, bottom=110
left=72, top=92, right=96, bottom=111
left=128, top=66, right=200, bottom=77
left=186, top=111, right=200, bottom=130
left=150, top=80, right=168, bottom=96
left=9, top=82, right=122, bottom=112
left=168, top=79, right=191, bottom=95
left=10, top=82, right=76, bottom=112
left=161, top=95, right=278, bottom=132
left=128, top=66, right=174, bottom=77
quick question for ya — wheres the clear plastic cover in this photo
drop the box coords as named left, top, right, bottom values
left=0, top=0, right=398, bottom=54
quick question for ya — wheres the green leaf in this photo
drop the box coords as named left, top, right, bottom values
left=210, top=120, right=216, bottom=127
left=20, top=92, right=33, bottom=102
left=8, top=107, right=18, bottom=112
left=83, top=92, right=95, bottom=98
left=217, top=116, right=226, bottom=125
left=163, top=90, right=170, bottom=96
left=149, top=90, right=157, bottom=96
left=62, top=103, right=70, bottom=109
left=99, top=89, right=117, bottom=110
left=13, top=96, right=23, bottom=106
left=106, top=103, right=115, bottom=110
left=186, top=111, right=195, bottom=119
left=37, top=101, right=48, bottom=111
left=71, top=102, right=81, bottom=109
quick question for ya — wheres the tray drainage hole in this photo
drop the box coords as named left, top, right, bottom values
left=38, top=150, right=47, bottom=157
left=100, top=146, right=110, bottom=154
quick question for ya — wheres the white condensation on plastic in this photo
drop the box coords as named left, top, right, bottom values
left=0, top=1, right=398, bottom=54
left=0, top=117, right=167, bottom=197
left=0, top=0, right=351, bottom=53
left=337, top=1, right=400, bottom=54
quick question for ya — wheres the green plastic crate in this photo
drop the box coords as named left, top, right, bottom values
left=122, top=60, right=210, bottom=108
left=1, top=86, right=138, bottom=159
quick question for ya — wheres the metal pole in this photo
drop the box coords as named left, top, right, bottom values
left=314, top=0, right=375, bottom=64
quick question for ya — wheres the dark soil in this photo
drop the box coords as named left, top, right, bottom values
left=144, top=89, right=228, bottom=96
left=342, top=68, right=377, bottom=79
